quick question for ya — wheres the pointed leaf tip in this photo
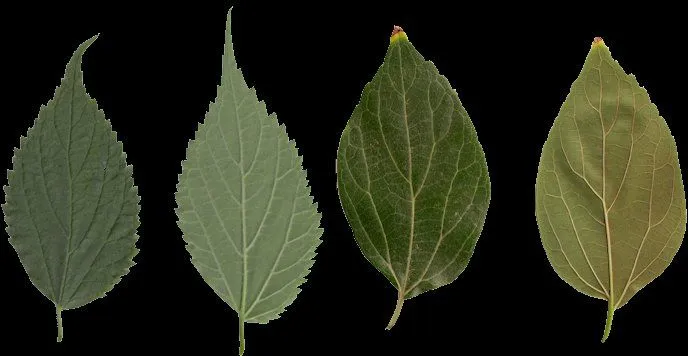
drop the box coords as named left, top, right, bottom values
left=592, top=36, right=605, bottom=47
left=390, top=25, right=408, bottom=43
left=177, top=6, right=323, bottom=352
left=4, top=28, right=139, bottom=342
left=78, top=34, right=100, bottom=53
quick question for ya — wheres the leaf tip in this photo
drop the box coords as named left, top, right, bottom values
left=592, top=36, right=605, bottom=47
left=80, top=33, right=100, bottom=52
left=390, top=25, right=408, bottom=44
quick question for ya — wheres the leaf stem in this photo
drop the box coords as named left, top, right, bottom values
left=56, top=305, right=63, bottom=342
left=601, top=301, right=614, bottom=343
left=386, top=291, right=405, bottom=330
left=239, top=317, right=245, bottom=355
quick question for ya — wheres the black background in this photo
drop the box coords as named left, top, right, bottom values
left=1, top=1, right=686, bottom=353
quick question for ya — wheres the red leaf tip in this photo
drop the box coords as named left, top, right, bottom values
left=392, top=25, right=404, bottom=37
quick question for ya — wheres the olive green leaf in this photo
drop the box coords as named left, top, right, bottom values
left=3, top=35, right=140, bottom=342
left=336, top=26, right=490, bottom=329
left=535, top=37, right=686, bottom=342
left=175, top=9, right=322, bottom=355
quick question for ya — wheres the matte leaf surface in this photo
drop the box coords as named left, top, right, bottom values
left=3, top=36, right=140, bottom=341
left=336, top=27, right=490, bottom=329
left=535, top=37, right=686, bottom=341
left=175, top=10, right=322, bottom=355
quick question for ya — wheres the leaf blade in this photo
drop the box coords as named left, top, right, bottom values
left=3, top=35, right=140, bottom=340
left=175, top=9, right=322, bottom=353
left=337, top=28, right=491, bottom=328
left=535, top=38, right=686, bottom=341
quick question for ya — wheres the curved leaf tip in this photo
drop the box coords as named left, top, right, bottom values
left=66, top=34, right=99, bottom=71
left=4, top=31, right=140, bottom=342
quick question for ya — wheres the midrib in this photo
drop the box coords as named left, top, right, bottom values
left=398, top=45, right=415, bottom=295
left=58, top=68, right=77, bottom=306
left=229, top=74, right=249, bottom=320
left=599, top=64, right=615, bottom=307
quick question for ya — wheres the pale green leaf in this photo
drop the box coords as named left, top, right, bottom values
left=535, top=37, right=686, bottom=342
left=336, top=27, right=491, bottom=329
left=3, top=35, right=140, bottom=342
left=175, top=9, right=322, bottom=355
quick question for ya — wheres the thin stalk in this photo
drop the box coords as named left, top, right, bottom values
left=56, top=306, right=63, bottom=342
left=386, top=290, right=405, bottom=330
left=239, top=318, right=245, bottom=355
left=601, top=301, right=614, bottom=343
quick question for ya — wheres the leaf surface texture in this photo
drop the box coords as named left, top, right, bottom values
left=535, top=38, right=686, bottom=341
left=3, top=35, right=140, bottom=341
left=336, top=28, right=490, bottom=328
left=175, top=10, right=322, bottom=354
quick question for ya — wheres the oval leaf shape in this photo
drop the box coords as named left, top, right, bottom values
left=175, top=10, right=322, bottom=355
left=2, top=35, right=140, bottom=341
left=336, top=27, right=490, bottom=329
left=535, top=37, right=686, bottom=342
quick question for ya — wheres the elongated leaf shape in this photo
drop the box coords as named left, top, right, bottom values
left=175, top=10, right=322, bottom=355
left=336, top=27, right=490, bottom=329
left=3, top=36, right=140, bottom=341
left=535, top=37, right=686, bottom=342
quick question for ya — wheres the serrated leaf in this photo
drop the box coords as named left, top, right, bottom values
left=336, top=27, right=491, bottom=329
left=2, top=35, right=140, bottom=342
left=175, top=9, right=322, bottom=355
left=535, top=37, right=686, bottom=342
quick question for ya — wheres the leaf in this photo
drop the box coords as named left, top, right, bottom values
left=336, top=26, right=491, bottom=329
left=535, top=37, right=686, bottom=342
left=2, top=35, right=140, bottom=342
left=175, top=9, right=322, bottom=355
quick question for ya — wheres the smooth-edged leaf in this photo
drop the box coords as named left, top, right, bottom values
left=2, top=35, right=140, bottom=342
left=535, top=37, right=686, bottom=342
left=175, top=9, right=322, bottom=355
left=336, top=27, right=491, bottom=329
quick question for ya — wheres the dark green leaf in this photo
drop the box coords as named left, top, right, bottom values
left=336, top=27, right=490, bottom=329
left=3, top=35, right=140, bottom=341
